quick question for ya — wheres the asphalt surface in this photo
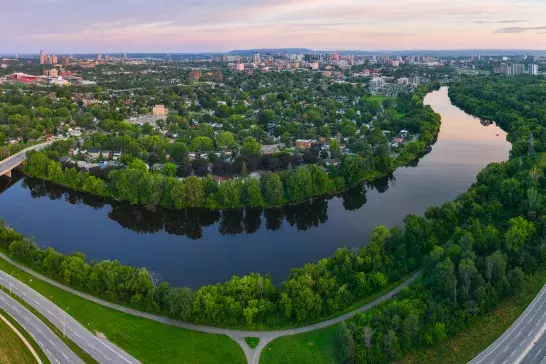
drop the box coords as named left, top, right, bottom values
left=470, top=281, right=546, bottom=364
left=522, top=333, right=546, bottom=364
left=0, top=270, right=140, bottom=364
left=0, top=289, right=82, bottom=364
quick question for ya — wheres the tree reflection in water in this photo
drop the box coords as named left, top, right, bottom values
left=15, top=172, right=397, bottom=239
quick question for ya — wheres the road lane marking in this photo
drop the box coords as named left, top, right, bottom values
left=24, top=316, right=29, bottom=321
left=36, top=328, right=42, bottom=333
left=475, top=284, right=546, bottom=364
left=47, top=310, right=52, bottom=316
left=515, top=320, right=546, bottom=364
left=74, top=333, right=80, bottom=338
left=503, top=347, right=509, bottom=353
left=62, top=353, right=68, bottom=360
left=502, top=361, right=507, bottom=364
left=54, top=358, right=60, bottom=364
left=22, top=292, right=27, bottom=296
left=517, top=332, right=522, bottom=338
left=511, top=350, right=516, bottom=357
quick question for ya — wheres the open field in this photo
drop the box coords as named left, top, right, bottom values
left=0, top=258, right=245, bottom=364
left=260, top=324, right=340, bottom=364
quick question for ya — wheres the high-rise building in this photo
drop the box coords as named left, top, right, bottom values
left=501, top=64, right=512, bottom=76
left=529, top=64, right=539, bottom=76
left=51, top=55, right=58, bottom=64
left=512, top=64, right=525, bottom=75
left=253, top=53, right=260, bottom=64
left=40, top=49, right=46, bottom=64
left=61, top=56, right=69, bottom=66
left=97, top=53, right=102, bottom=61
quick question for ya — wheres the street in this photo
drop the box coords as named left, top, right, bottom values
left=0, top=270, right=140, bottom=364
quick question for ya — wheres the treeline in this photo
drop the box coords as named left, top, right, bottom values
left=449, top=75, right=546, bottom=157
left=1, top=214, right=429, bottom=327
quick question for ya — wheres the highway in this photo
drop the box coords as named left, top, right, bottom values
left=0, top=289, right=83, bottom=364
left=0, top=271, right=140, bottom=364
left=470, top=281, right=546, bottom=364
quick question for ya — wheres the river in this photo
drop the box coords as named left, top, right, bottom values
left=0, top=87, right=511, bottom=288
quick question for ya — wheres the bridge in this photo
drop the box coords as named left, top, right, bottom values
left=0, top=140, right=57, bottom=178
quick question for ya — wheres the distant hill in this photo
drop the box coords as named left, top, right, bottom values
left=226, top=49, right=545, bottom=57
left=227, top=48, right=314, bottom=56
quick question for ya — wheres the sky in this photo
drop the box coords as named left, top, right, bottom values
left=2, top=0, right=546, bottom=53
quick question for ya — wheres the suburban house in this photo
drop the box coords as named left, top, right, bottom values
left=87, top=148, right=101, bottom=159
left=296, top=139, right=313, bottom=149
left=100, top=150, right=111, bottom=159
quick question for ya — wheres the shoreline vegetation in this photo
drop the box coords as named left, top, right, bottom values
left=20, top=83, right=441, bottom=211
left=2, top=77, right=546, bottom=363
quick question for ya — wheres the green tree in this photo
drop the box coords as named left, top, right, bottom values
left=241, top=137, right=261, bottom=157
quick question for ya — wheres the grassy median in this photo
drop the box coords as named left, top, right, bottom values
left=0, top=258, right=245, bottom=364
left=0, top=308, right=46, bottom=364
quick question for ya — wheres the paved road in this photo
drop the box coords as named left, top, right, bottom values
left=0, top=289, right=83, bottom=364
left=0, top=270, right=140, bottom=364
left=470, top=281, right=546, bottom=364
left=0, top=253, right=421, bottom=364
left=0, top=140, right=58, bottom=177
left=522, top=333, right=546, bottom=364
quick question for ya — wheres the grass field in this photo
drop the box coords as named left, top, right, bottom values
left=0, top=310, right=40, bottom=364
left=260, top=269, right=546, bottom=364
left=366, top=95, right=392, bottom=102
left=245, top=337, right=260, bottom=349
left=0, top=258, right=245, bottom=364
left=260, top=324, right=340, bottom=364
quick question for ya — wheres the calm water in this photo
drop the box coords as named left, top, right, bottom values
left=0, top=88, right=511, bottom=288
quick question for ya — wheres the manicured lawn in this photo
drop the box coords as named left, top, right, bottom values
left=261, top=324, right=340, bottom=364
left=366, top=95, right=391, bottom=102
left=0, top=258, right=245, bottom=364
left=245, top=337, right=260, bottom=349
left=399, top=268, right=546, bottom=364
left=0, top=309, right=41, bottom=364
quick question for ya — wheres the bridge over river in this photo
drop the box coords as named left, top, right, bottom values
left=0, top=140, right=57, bottom=178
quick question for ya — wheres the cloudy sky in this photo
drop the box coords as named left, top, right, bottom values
left=2, top=0, right=546, bottom=53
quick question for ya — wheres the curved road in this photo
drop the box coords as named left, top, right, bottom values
left=470, top=281, right=546, bottom=364
left=0, top=269, right=140, bottom=364
left=0, top=252, right=420, bottom=363
left=0, top=289, right=83, bottom=364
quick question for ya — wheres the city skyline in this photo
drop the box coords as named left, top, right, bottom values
left=2, top=0, right=546, bottom=53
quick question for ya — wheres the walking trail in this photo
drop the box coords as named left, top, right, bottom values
left=0, top=252, right=421, bottom=364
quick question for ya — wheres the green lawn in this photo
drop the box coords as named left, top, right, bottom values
left=260, top=325, right=340, bottom=364
left=0, top=309, right=43, bottom=364
left=245, top=337, right=260, bottom=349
left=366, top=95, right=391, bottom=102
left=0, top=258, right=245, bottom=364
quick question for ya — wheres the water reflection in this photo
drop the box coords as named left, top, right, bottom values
left=18, top=173, right=399, bottom=238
